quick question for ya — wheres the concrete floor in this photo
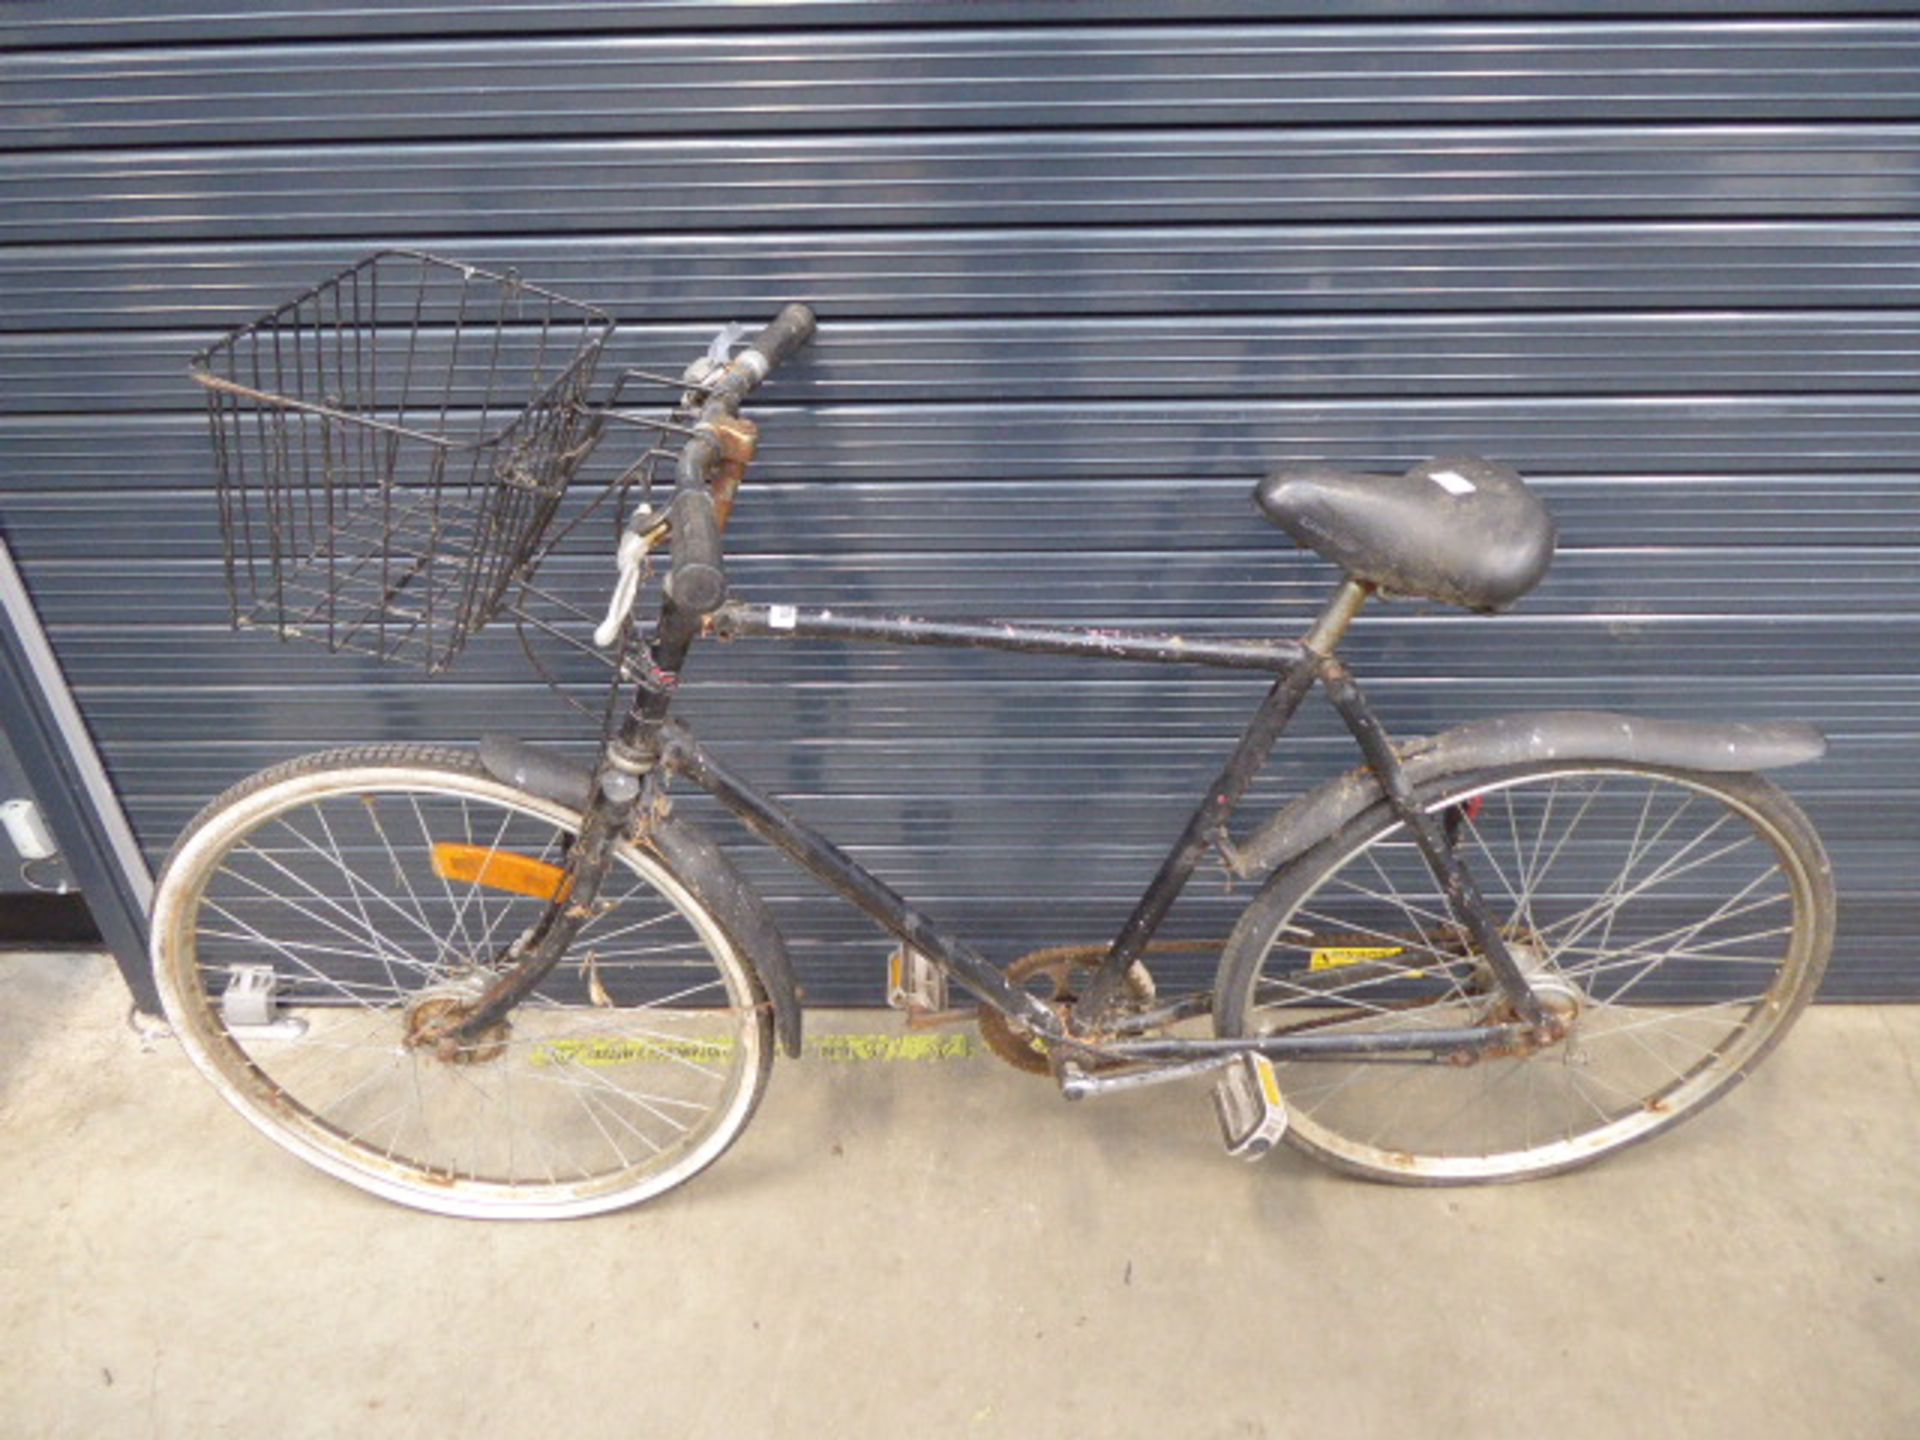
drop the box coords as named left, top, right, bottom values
left=1, top=951, right=1916, bottom=1439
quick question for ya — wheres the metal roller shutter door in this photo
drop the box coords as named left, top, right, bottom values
left=1, top=3, right=1914, bottom=1000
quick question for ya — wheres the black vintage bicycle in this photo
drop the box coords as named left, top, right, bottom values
left=151, top=253, right=1836, bottom=1218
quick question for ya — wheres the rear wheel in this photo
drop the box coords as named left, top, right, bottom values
left=151, top=746, right=773, bottom=1218
left=1214, top=763, right=1833, bottom=1184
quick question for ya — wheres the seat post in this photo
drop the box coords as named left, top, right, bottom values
left=1302, top=577, right=1371, bottom=656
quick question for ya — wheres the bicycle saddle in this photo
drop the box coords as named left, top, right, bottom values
left=1255, top=455, right=1556, bottom=612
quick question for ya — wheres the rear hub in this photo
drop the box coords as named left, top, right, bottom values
left=1456, top=936, right=1584, bottom=1063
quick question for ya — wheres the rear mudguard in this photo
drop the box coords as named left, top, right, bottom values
left=478, top=735, right=803, bottom=1057
left=1229, top=709, right=1826, bottom=880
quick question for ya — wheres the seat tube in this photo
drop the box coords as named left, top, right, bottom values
left=1071, top=584, right=1370, bottom=1024
left=1073, top=659, right=1321, bottom=1023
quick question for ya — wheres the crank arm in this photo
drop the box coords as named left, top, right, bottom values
left=1057, top=1054, right=1240, bottom=1099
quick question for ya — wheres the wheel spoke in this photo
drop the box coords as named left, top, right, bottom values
left=1459, top=810, right=1526, bottom=921
left=267, top=818, right=461, bottom=973
left=310, top=804, right=402, bottom=996
left=411, top=793, right=482, bottom=962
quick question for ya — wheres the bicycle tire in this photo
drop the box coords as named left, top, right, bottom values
left=1214, top=762, right=1834, bottom=1184
left=151, top=745, right=774, bottom=1219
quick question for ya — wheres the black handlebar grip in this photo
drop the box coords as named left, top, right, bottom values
left=665, top=488, right=727, bottom=615
left=746, top=303, right=817, bottom=373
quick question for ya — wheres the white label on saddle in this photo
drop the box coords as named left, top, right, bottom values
left=768, top=604, right=799, bottom=630
left=1430, top=468, right=1477, bottom=496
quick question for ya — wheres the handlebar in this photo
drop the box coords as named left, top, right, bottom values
left=665, top=486, right=727, bottom=613
left=664, top=304, right=814, bottom=614
left=598, top=305, right=815, bottom=642
left=745, top=303, right=819, bottom=374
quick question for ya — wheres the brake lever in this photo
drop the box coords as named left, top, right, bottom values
left=593, top=509, right=671, bottom=649
left=681, top=321, right=750, bottom=389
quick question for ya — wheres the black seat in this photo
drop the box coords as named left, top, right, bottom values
left=1255, top=456, right=1556, bottom=612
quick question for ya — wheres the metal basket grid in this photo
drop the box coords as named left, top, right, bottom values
left=191, top=250, right=615, bottom=673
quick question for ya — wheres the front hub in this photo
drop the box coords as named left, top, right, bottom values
left=403, top=977, right=513, bottom=1065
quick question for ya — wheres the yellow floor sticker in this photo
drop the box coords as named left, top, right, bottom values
left=1309, top=945, right=1405, bottom=971
left=532, top=1037, right=735, bottom=1067
left=531, top=1032, right=980, bottom=1067
left=810, top=1033, right=976, bottom=1063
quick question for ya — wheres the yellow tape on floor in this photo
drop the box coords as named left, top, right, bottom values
left=531, top=1032, right=979, bottom=1068
left=810, top=1033, right=976, bottom=1063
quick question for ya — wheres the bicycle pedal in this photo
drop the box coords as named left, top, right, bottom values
left=1213, top=1054, right=1287, bottom=1160
left=885, top=945, right=947, bottom=1016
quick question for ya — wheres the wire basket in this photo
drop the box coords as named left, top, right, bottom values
left=192, top=250, right=616, bottom=672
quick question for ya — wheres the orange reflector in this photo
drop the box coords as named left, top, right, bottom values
left=431, top=844, right=572, bottom=903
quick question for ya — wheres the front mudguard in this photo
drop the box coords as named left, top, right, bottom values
left=1229, top=709, right=1826, bottom=880
left=478, top=735, right=803, bottom=1057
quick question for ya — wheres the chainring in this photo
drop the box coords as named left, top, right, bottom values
left=977, top=944, right=1158, bottom=1076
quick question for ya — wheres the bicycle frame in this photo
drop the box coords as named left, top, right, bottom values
left=433, top=321, right=1554, bottom=1069
left=443, top=573, right=1555, bottom=1065
left=584, top=578, right=1557, bottom=1072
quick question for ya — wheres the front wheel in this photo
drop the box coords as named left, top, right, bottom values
left=151, top=746, right=774, bottom=1219
left=1214, top=762, right=1834, bottom=1184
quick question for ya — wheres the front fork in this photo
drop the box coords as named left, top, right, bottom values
left=428, top=535, right=723, bottom=1050
left=415, top=753, right=647, bottom=1051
